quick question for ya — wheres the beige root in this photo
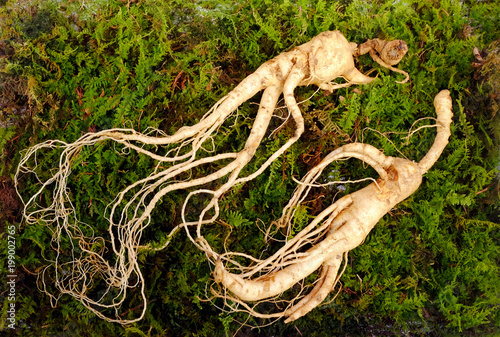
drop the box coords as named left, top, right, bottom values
left=355, top=38, right=410, bottom=83
left=213, top=90, right=453, bottom=322
left=15, top=31, right=409, bottom=324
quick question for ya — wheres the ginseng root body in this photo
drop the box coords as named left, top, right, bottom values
left=16, top=31, right=409, bottom=324
left=214, top=90, right=453, bottom=322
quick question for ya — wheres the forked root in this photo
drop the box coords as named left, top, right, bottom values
left=15, top=31, right=411, bottom=324
left=212, top=90, right=453, bottom=322
left=284, top=253, right=343, bottom=323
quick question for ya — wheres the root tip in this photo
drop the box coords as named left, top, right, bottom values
left=213, top=257, right=224, bottom=283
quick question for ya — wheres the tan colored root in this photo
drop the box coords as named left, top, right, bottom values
left=15, top=31, right=411, bottom=324
left=355, top=38, right=410, bottom=83
left=368, top=51, right=410, bottom=84
left=212, top=90, right=453, bottom=323
left=284, top=253, right=343, bottom=323
left=212, top=144, right=392, bottom=303
left=418, top=90, right=453, bottom=172
left=356, top=38, right=408, bottom=66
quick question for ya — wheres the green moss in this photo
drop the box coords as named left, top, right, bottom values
left=1, top=0, right=499, bottom=336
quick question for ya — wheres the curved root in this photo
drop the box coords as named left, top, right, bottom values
left=15, top=31, right=412, bottom=324
left=212, top=90, right=453, bottom=323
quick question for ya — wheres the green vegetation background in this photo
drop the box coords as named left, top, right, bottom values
left=0, top=0, right=499, bottom=336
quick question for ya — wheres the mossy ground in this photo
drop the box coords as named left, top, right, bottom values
left=0, top=0, right=499, bottom=336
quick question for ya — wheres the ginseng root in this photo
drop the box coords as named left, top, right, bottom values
left=213, top=90, right=453, bottom=322
left=15, top=31, right=409, bottom=324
